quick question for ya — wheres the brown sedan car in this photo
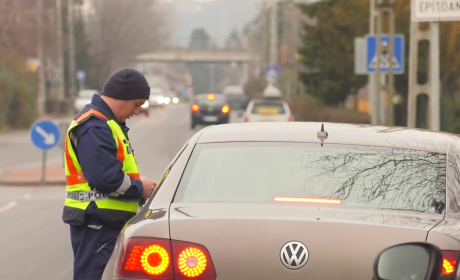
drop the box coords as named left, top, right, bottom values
left=102, top=122, right=460, bottom=280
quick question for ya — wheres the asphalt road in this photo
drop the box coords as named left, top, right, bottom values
left=0, top=103, right=243, bottom=279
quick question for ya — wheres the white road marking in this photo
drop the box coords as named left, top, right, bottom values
left=23, top=193, right=31, bottom=200
left=0, top=201, right=17, bottom=214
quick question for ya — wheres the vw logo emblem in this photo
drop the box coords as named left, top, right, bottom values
left=280, top=241, right=309, bottom=270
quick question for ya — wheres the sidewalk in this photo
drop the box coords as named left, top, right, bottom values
left=0, top=164, right=66, bottom=186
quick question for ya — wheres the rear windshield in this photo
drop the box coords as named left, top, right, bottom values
left=174, top=143, right=446, bottom=214
left=251, top=101, right=286, bottom=114
left=196, top=98, right=225, bottom=107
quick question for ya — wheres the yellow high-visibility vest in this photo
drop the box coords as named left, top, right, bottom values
left=62, top=109, right=140, bottom=228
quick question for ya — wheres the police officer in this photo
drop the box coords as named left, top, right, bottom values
left=62, top=68, right=157, bottom=280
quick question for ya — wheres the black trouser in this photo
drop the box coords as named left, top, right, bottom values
left=70, top=225, right=120, bottom=280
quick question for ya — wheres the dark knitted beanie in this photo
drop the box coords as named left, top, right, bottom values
left=101, top=68, right=150, bottom=100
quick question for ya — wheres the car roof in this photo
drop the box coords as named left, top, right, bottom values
left=250, top=98, right=287, bottom=103
left=195, top=122, right=456, bottom=154
left=195, top=93, right=226, bottom=100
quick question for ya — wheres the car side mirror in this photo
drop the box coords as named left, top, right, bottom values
left=373, top=242, right=445, bottom=280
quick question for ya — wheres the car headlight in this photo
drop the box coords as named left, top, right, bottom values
left=157, top=97, right=163, bottom=104
left=141, top=101, right=149, bottom=108
left=164, top=97, right=170, bottom=104
left=173, top=97, right=179, bottom=103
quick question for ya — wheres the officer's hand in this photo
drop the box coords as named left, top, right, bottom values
left=141, top=179, right=157, bottom=199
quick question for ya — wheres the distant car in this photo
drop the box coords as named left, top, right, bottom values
left=223, top=85, right=244, bottom=94
left=149, top=87, right=166, bottom=107
left=139, top=101, right=149, bottom=116
left=190, top=93, right=230, bottom=129
left=167, top=92, right=180, bottom=104
left=222, top=87, right=249, bottom=111
left=244, top=99, right=294, bottom=122
left=149, top=94, right=166, bottom=107
left=73, top=89, right=99, bottom=113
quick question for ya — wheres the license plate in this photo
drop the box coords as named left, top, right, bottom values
left=203, top=116, right=218, bottom=122
left=257, top=108, right=279, bottom=114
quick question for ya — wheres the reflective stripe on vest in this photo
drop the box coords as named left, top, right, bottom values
left=62, top=109, right=140, bottom=226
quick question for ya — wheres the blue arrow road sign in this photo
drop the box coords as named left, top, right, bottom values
left=30, top=119, right=61, bottom=151
left=365, top=34, right=404, bottom=74
left=265, top=65, right=279, bottom=81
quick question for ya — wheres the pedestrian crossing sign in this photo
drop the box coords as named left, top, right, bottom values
left=368, top=51, right=401, bottom=70
left=365, top=34, right=404, bottom=74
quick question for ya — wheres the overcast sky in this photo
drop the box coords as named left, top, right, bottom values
left=157, top=0, right=263, bottom=47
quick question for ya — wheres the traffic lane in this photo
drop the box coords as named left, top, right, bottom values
left=0, top=187, right=72, bottom=280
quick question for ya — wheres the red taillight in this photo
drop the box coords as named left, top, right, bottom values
left=116, top=238, right=174, bottom=279
left=172, top=240, right=216, bottom=279
left=222, top=105, right=230, bottom=114
left=288, top=114, right=295, bottom=122
left=191, top=104, right=199, bottom=112
left=243, top=114, right=248, bottom=122
left=442, top=250, right=458, bottom=275
left=116, top=237, right=216, bottom=280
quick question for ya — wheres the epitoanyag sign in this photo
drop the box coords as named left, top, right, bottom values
left=411, top=0, right=460, bottom=22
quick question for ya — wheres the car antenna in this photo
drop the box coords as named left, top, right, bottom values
left=317, top=123, right=328, bottom=147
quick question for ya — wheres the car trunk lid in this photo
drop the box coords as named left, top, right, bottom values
left=169, top=203, right=442, bottom=280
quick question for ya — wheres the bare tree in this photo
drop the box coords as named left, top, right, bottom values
left=299, top=148, right=447, bottom=214
left=0, top=0, right=58, bottom=57
left=86, top=0, right=168, bottom=85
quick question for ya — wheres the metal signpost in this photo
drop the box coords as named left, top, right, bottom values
left=77, top=70, right=86, bottom=91
left=30, top=120, right=61, bottom=183
left=408, top=0, right=460, bottom=131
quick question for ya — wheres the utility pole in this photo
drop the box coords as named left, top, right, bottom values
left=374, top=0, right=385, bottom=125
left=369, top=0, right=378, bottom=125
left=429, top=23, right=440, bottom=130
left=378, top=0, right=395, bottom=126
left=68, top=0, right=77, bottom=100
left=373, top=0, right=395, bottom=126
left=56, top=0, right=65, bottom=101
left=270, top=0, right=278, bottom=66
left=407, top=21, right=440, bottom=130
left=386, top=0, right=395, bottom=126
left=262, top=2, right=269, bottom=68
left=37, top=0, right=46, bottom=117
